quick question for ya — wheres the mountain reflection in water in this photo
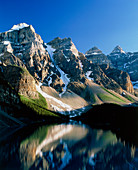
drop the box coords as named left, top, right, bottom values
left=0, top=123, right=138, bottom=170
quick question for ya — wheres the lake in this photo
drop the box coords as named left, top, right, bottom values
left=0, top=123, right=138, bottom=170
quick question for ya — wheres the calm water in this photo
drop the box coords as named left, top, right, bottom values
left=0, top=123, right=138, bottom=170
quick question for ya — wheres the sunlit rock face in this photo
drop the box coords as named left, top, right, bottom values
left=0, top=65, right=38, bottom=98
left=0, top=23, right=51, bottom=82
left=100, top=64, right=134, bottom=94
left=0, top=25, right=66, bottom=93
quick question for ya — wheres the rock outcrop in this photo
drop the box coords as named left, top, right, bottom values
left=47, top=37, right=85, bottom=81
left=0, top=52, right=26, bottom=68
left=0, top=23, right=51, bottom=81
left=1, top=65, right=38, bottom=98
left=101, top=64, right=134, bottom=94
left=108, top=45, right=138, bottom=82
left=85, top=46, right=112, bottom=65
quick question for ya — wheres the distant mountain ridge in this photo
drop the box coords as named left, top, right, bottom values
left=85, top=45, right=138, bottom=86
left=85, top=46, right=112, bottom=66
left=108, top=46, right=138, bottom=83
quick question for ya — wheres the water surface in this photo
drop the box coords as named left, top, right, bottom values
left=0, top=123, right=138, bottom=169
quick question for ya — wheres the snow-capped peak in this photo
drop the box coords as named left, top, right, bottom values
left=8, top=23, right=29, bottom=32
left=111, top=45, right=125, bottom=54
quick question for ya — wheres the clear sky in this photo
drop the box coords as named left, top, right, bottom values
left=0, top=0, right=138, bottom=54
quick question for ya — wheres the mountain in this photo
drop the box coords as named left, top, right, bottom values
left=85, top=46, right=112, bottom=65
left=0, top=23, right=137, bottom=116
left=108, top=45, right=138, bottom=85
left=85, top=45, right=138, bottom=91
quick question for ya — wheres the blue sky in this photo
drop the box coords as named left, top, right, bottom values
left=0, top=0, right=138, bottom=54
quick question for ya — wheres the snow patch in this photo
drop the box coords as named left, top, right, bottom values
left=48, top=76, right=52, bottom=86
left=64, top=54, right=70, bottom=62
left=88, top=52, right=100, bottom=55
left=129, top=71, right=134, bottom=74
left=67, top=58, right=70, bottom=62
left=124, top=63, right=127, bottom=68
left=46, top=44, right=70, bottom=96
left=112, top=47, right=125, bottom=54
left=45, top=44, right=56, bottom=57
left=86, top=71, right=94, bottom=81
left=46, top=71, right=54, bottom=87
left=0, top=53, right=4, bottom=57
left=128, top=58, right=138, bottom=64
left=8, top=23, right=29, bottom=32
left=3, top=41, right=10, bottom=45
left=36, top=83, right=72, bottom=111
left=89, top=153, right=95, bottom=166
left=79, top=59, right=83, bottom=69
left=50, top=104, right=64, bottom=112
left=132, top=81, right=138, bottom=89
left=50, top=63, right=54, bottom=67
left=3, top=41, right=13, bottom=53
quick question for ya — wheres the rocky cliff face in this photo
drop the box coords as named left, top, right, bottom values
left=0, top=52, right=26, bottom=68
left=85, top=46, right=112, bottom=65
left=101, top=64, right=134, bottom=94
left=47, top=37, right=84, bottom=81
left=108, top=45, right=138, bottom=82
left=47, top=37, right=135, bottom=94
left=0, top=64, right=38, bottom=98
left=0, top=23, right=51, bottom=81
left=85, top=45, right=138, bottom=91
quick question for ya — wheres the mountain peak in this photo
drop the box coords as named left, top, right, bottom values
left=11, top=23, right=29, bottom=30
left=48, top=37, right=78, bottom=56
left=111, top=45, right=125, bottom=54
left=8, top=23, right=29, bottom=32
left=5, top=23, right=36, bottom=33
left=85, top=46, right=102, bottom=56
